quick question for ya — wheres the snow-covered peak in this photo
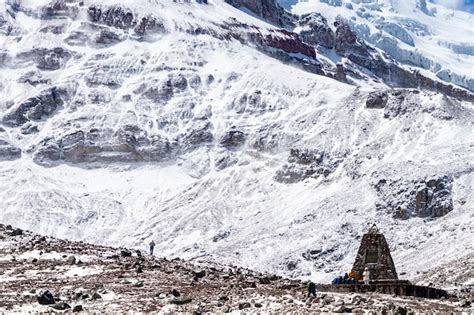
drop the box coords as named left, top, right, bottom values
left=284, top=0, right=474, bottom=92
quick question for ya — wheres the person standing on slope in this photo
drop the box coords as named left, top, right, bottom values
left=149, top=240, right=156, bottom=256
left=363, top=267, right=371, bottom=285
left=307, top=280, right=317, bottom=298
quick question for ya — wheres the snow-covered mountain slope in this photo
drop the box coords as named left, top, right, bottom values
left=283, top=0, right=474, bottom=91
left=0, top=0, right=473, bottom=284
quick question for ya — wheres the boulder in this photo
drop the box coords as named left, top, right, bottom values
left=239, top=302, right=251, bottom=310
left=170, top=297, right=192, bottom=305
left=91, top=292, right=102, bottom=300
left=72, top=305, right=84, bottom=312
left=394, top=306, right=408, bottom=314
left=67, top=255, right=76, bottom=265
left=170, top=288, right=181, bottom=297
left=37, top=290, right=55, bottom=305
left=120, top=249, right=132, bottom=257
left=193, top=270, right=206, bottom=279
left=51, top=302, right=71, bottom=310
left=259, top=277, right=271, bottom=285
left=10, top=228, right=23, bottom=236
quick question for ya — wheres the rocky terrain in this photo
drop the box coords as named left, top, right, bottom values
left=0, top=0, right=472, bottom=288
left=1, top=224, right=472, bottom=313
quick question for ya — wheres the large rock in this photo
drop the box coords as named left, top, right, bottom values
left=170, top=297, right=192, bottom=305
left=51, top=302, right=71, bottom=310
left=72, top=305, right=84, bottom=312
left=37, top=290, right=55, bottom=305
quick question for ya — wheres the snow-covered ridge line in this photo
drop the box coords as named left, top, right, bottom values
left=287, top=0, right=474, bottom=93
left=225, top=0, right=474, bottom=100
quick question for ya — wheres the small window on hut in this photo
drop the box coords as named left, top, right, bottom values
left=365, top=248, right=378, bottom=264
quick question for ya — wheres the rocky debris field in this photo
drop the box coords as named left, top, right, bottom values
left=0, top=224, right=471, bottom=313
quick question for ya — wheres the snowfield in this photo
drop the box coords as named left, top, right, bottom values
left=0, top=0, right=473, bottom=284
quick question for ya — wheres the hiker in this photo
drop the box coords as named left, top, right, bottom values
left=343, top=273, right=349, bottom=284
left=349, top=270, right=359, bottom=281
left=307, top=280, right=317, bottom=298
left=338, top=275, right=344, bottom=285
left=363, top=267, right=370, bottom=285
left=149, top=240, right=155, bottom=256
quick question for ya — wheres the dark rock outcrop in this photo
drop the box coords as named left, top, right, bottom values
left=374, top=176, right=454, bottom=219
left=88, top=5, right=165, bottom=35
left=366, top=91, right=388, bottom=109
left=33, top=126, right=178, bottom=166
left=298, top=13, right=335, bottom=49
left=249, top=30, right=317, bottom=59
left=332, top=20, right=474, bottom=101
left=21, top=122, right=39, bottom=135
left=40, top=0, right=78, bottom=19
left=224, top=0, right=294, bottom=27
left=334, top=63, right=347, bottom=82
left=2, top=87, right=65, bottom=127
left=275, top=149, right=342, bottom=183
left=0, top=139, right=21, bottom=161
left=17, top=47, right=72, bottom=71
left=220, top=130, right=246, bottom=148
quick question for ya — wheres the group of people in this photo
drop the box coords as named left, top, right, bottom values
left=332, top=267, right=371, bottom=285
left=307, top=267, right=372, bottom=298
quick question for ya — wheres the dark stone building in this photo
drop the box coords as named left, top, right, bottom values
left=319, top=223, right=448, bottom=299
left=352, top=224, right=398, bottom=281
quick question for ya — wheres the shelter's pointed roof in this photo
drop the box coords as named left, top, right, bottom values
left=367, top=223, right=380, bottom=234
